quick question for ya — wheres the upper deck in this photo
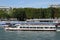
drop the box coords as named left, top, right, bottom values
left=26, top=19, right=60, bottom=23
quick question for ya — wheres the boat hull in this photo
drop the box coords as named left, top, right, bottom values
left=5, top=28, right=56, bottom=31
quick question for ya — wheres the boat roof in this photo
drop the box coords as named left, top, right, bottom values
left=15, top=22, right=56, bottom=25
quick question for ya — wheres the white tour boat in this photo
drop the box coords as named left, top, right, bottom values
left=5, top=24, right=56, bottom=31
left=4, top=19, right=60, bottom=31
left=4, top=22, right=56, bottom=31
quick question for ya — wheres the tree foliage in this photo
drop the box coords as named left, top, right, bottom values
left=0, top=7, right=60, bottom=21
left=12, top=8, right=27, bottom=21
left=0, top=10, right=10, bottom=18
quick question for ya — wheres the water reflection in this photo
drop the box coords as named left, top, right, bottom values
left=55, top=32, right=60, bottom=40
left=3, top=31, right=56, bottom=40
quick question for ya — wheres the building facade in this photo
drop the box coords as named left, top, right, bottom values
left=50, top=4, right=60, bottom=8
left=0, top=6, right=12, bottom=14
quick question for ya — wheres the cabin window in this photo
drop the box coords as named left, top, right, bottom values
left=45, top=27, right=49, bottom=29
left=23, top=27, right=26, bottom=28
left=53, top=27, right=56, bottom=28
left=57, top=27, right=60, bottom=29
left=29, top=27, right=32, bottom=28
left=29, top=27, right=36, bottom=28
left=33, top=27, right=36, bottom=28
left=50, top=27, right=52, bottom=28
left=40, top=27, right=43, bottom=29
left=36, top=27, right=43, bottom=28
left=50, top=27, right=56, bottom=29
left=37, top=27, right=40, bottom=28
left=26, top=27, right=29, bottom=28
left=20, top=27, right=22, bottom=28
left=40, top=20, right=53, bottom=22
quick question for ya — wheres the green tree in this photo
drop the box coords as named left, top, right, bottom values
left=12, top=8, right=27, bottom=21
left=0, top=10, right=10, bottom=18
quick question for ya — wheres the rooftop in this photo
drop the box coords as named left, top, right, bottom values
left=0, top=6, right=11, bottom=8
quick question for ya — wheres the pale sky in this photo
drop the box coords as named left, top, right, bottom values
left=0, top=0, right=60, bottom=8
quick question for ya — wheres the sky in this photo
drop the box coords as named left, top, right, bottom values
left=0, top=0, right=60, bottom=8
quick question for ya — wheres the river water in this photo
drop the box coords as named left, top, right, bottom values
left=0, top=28, right=60, bottom=40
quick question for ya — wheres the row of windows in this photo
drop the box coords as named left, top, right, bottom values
left=40, top=21, right=53, bottom=22
left=20, top=27, right=56, bottom=29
